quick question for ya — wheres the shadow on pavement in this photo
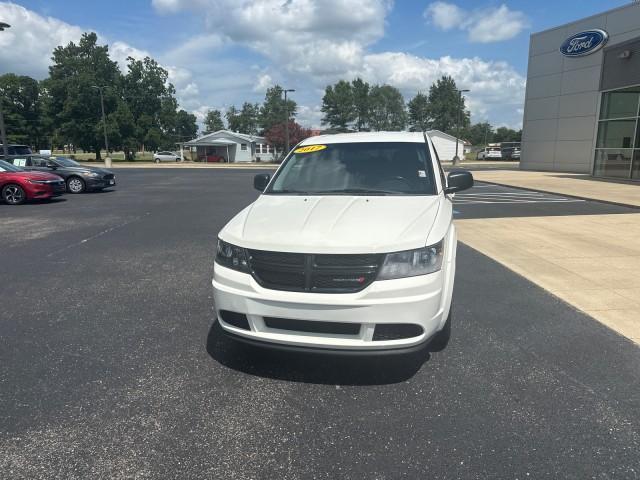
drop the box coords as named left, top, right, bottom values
left=206, top=321, right=430, bottom=386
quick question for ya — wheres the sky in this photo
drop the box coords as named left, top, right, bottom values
left=0, top=0, right=631, bottom=131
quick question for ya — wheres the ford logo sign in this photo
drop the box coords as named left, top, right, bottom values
left=560, top=29, right=608, bottom=57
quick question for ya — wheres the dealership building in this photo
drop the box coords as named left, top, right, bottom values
left=522, top=2, right=640, bottom=180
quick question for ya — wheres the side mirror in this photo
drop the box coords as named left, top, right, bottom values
left=254, top=173, right=271, bottom=192
left=444, top=169, right=473, bottom=194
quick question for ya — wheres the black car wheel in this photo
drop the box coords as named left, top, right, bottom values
left=2, top=184, right=26, bottom=205
left=67, top=176, right=85, bottom=194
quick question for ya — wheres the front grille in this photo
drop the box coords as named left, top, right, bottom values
left=103, top=173, right=115, bottom=180
left=264, top=317, right=361, bottom=335
left=248, top=249, right=383, bottom=293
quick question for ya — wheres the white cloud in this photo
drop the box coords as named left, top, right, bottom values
left=424, top=2, right=529, bottom=43
left=360, top=52, right=526, bottom=127
left=424, top=2, right=464, bottom=31
left=0, top=3, right=84, bottom=78
left=467, top=5, right=529, bottom=43
left=296, top=104, right=323, bottom=129
left=253, top=73, right=273, bottom=92
left=110, top=41, right=150, bottom=72
left=152, top=0, right=390, bottom=79
left=163, top=33, right=225, bottom=64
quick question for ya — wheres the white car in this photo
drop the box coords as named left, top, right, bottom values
left=476, top=147, right=502, bottom=160
left=153, top=151, right=182, bottom=163
left=212, top=132, right=473, bottom=354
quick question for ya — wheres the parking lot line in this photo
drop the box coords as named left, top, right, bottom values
left=454, top=199, right=586, bottom=204
left=453, top=189, right=586, bottom=205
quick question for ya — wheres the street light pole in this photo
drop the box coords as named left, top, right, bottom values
left=283, top=88, right=295, bottom=156
left=0, top=99, right=7, bottom=159
left=91, top=85, right=110, bottom=167
left=0, top=22, right=11, bottom=159
left=453, top=89, right=470, bottom=166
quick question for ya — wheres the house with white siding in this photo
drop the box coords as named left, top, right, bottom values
left=182, top=130, right=276, bottom=163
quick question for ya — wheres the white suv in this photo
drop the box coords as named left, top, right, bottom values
left=212, top=132, right=473, bottom=354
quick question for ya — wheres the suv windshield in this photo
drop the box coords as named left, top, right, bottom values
left=0, top=159, right=23, bottom=172
left=52, top=157, right=80, bottom=167
left=267, top=142, right=435, bottom=195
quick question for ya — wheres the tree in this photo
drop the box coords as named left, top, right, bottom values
left=351, top=78, right=370, bottom=131
left=238, top=102, right=260, bottom=134
left=368, top=85, right=406, bottom=131
left=259, top=85, right=296, bottom=134
left=204, top=109, right=225, bottom=133
left=226, top=106, right=241, bottom=132
left=109, top=100, right=137, bottom=159
left=265, top=121, right=312, bottom=158
left=0, top=74, right=51, bottom=148
left=493, top=126, right=522, bottom=143
left=47, top=32, right=121, bottom=159
left=321, top=80, right=355, bottom=131
left=123, top=55, right=178, bottom=152
left=426, top=75, right=469, bottom=134
left=173, top=109, right=198, bottom=142
left=462, top=122, right=493, bottom=146
left=407, top=92, right=430, bottom=132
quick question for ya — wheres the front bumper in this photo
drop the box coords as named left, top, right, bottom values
left=27, top=181, right=66, bottom=199
left=212, top=263, right=450, bottom=352
left=85, top=176, right=116, bottom=190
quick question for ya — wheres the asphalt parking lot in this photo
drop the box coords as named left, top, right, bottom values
left=452, top=182, right=639, bottom=219
left=1, top=168, right=639, bottom=479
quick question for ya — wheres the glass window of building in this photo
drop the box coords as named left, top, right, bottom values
left=594, top=86, right=640, bottom=179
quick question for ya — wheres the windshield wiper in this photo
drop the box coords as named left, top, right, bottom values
left=315, top=188, right=400, bottom=195
left=268, top=189, right=311, bottom=195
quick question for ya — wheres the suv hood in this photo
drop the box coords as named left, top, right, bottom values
left=221, top=194, right=442, bottom=254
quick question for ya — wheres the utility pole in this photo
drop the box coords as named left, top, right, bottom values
left=0, top=22, right=11, bottom=159
left=453, top=89, right=470, bottom=166
left=91, top=85, right=110, bottom=167
left=283, top=88, right=295, bottom=156
left=0, top=99, right=7, bottom=159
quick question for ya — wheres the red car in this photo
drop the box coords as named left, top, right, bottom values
left=0, top=159, right=66, bottom=205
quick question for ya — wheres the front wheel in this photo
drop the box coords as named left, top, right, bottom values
left=2, top=184, right=26, bottom=205
left=155, top=158, right=160, bottom=164
left=429, top=308, right=451, bottom=352
left=67, top=176, right=86, bottom=194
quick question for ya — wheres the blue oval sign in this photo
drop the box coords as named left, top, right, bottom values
left=560, top=29, right=609, bottom=57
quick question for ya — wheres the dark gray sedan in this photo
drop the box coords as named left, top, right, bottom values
left=9, top=156, right=116, bottom=193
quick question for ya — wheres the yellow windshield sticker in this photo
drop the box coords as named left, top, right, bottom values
left=294, top=145, right=327, bottom=154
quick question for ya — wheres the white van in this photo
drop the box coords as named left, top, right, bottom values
left=212, top=132, right=473, bottom=354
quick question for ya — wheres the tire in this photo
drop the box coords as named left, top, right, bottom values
left=66, top=176, right=85, bottom=194
left=2, top=184, right=26, bottom=205
left=429, top=308, right=451, bottom=352
left=155, top=158, right=160, bottom=164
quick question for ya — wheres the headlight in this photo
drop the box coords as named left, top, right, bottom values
left=377, top=241, right=444, bottom=280
left=82, top=171, right=100, bottom=177
left=216, top=239, right=250, bottom=273
left=28, top=179, right=50, bottom=184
